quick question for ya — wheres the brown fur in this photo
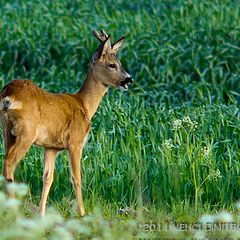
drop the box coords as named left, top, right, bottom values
left=0, top=30, right=132, bottom=216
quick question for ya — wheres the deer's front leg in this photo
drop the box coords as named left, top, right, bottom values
left=39, top=148, right=58, bottom=216
left=68, top=145, right=85, bottom=216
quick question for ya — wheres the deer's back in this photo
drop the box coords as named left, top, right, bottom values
left=0, top=80, right=90, bottom=149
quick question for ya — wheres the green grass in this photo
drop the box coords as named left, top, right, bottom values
left=0, top=0, right=240, bottom=238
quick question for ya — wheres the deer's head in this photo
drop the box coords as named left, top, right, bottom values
left=92, top=29, right=133, bottom=90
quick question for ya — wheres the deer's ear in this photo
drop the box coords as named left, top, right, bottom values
left=112, top=36, right=125, bottom=54
left=98, top=37, right=111, bottom=60
left=93, top=36, right=111, bottom=62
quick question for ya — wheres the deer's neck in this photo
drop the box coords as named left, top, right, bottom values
left=76, top=68, right=108, bottom=120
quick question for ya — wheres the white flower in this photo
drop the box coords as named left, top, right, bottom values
left=215, top=211, right=233, bottom=223
left=201, top=146, right=211, bottom=159
left=17, top=183, right=28, bottom=197
left=173, top=116, right=198, bottom=131
left=83, top=215, right=95, bottom=223
left=65, top=219, right=91, bottom=235
left=214, top=169, right=222, bottom=180
left=199, top=214, right=215, bottom=225
left=210, top=169, right=222, bottom=181
left=163, top=139, right=174, bottom=150
left=6, top=182, right=28, bottom=197
left=40, top=210, right=64, bottom=229
left=51, top=226, right=73, bottom=240
left=194, top=230, right=206, bottom=239
left=183, top=116, right=198, bottom=130
left=5, top=199, right=20, bottom=209
left=172, top=119, right=182, bottom=130
left=182, top=116, right=192, bottom=124
left=7, top=182, right=19, bottom=195
left=191, top=120, right=198, bottom=130
left=17, top=218, right=39, bottom=231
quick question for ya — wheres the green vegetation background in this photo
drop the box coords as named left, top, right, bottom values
left=0, top=0, right=239, bottom=219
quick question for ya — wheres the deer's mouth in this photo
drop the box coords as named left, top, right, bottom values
left=120, top=77, right=133, bottom=90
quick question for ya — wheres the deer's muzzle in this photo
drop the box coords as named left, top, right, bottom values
left=120, top=77, right=133, bottom=90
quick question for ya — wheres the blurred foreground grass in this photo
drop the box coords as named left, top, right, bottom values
left=2, top=181, right=240, bottom=239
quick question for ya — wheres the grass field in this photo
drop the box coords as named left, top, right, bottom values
left=0, top=0, right=240, bottom=239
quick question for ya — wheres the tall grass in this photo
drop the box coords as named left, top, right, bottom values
left=0, top=0, right=239, bottom=219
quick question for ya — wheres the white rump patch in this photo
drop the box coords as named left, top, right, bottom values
left=0, top=96, right=22, bottom=110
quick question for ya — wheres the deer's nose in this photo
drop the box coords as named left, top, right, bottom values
left=121, top=77, right=133, bottom=85
left=120, top=76, right=134, bottom=90
left=125, top=77, right=133, bottom=84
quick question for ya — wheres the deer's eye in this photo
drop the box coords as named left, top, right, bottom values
left=109, top=63, right=117, bottom=69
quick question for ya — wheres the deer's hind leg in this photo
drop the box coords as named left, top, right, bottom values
left=3, top=119, right=36, bottom=185
left=3, top=120, right=15, bottom=161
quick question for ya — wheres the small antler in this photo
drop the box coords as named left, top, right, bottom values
left=93, top=29, right=109, bottom=42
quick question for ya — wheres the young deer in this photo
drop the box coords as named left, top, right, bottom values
left=0, top=29, right=133, bottom=216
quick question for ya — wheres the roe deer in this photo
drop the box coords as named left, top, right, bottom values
left=0, top=29, right=133, bottom=216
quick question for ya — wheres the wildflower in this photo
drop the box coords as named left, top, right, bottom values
left=7, top=182, right=20, bottom=195
left=191, top=120, right=198, bottom=130
left=7, top=182, right=28, bottom=197
left=183, top=116, right=198, bottom=130
left=16, top=183, right=28, bottom=197
left=199, top=214, right=215, bottom=225
left=51, top=226, right=74, bottom=240
left=66, top=220, right=91, bottom=235
left=5, top=199, right=20, bottom=210
left=163, top=139, right=174, bottom=150
left=172, top=119, right=182, bottom=130
left=211, top=169, right=222, bottom=181
left=172, top=116, right=198, bottom=131
left=40, top=210, right=63, bottom=229
left=17, top=218, right=39, bottom=231
left=194, top=230, right=206, bottom=239
left=215, top=211, right=233, bottom=223
left=182, top=116, right=192, bottom=124
left=201, top=146, right=211, bottom=159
